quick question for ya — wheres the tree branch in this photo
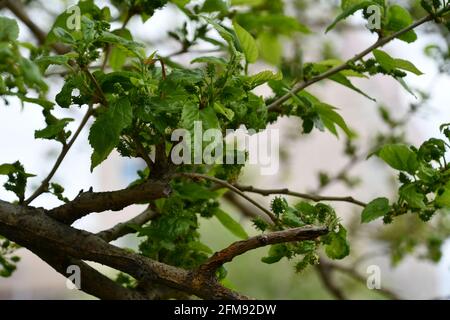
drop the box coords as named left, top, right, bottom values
left=35, top=248, right=151, bottom=299
left=25, top=105, right=94, bottom=205
left=177, top=173, right=279, bottom=224
left=0, top=200, right=248, bottom=299
left=97, top=206, right=158, bottom=242
left=234, top=184, right=367, bottom=207
left=267, top=12, right=439, bottom=113
left=199, top=226, right=328, bottom=275
left=223, top=192, right=273, bottom=224
left=48, top=178, right=171, bottom=224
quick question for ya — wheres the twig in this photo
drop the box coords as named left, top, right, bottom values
left=223, top=192, right=273, bottom=224
left=267, top=13, right=438, bottom=113
left=199, top=226, right=328, bottom=274
left=24, top=105, right=94, bottom=204
left=83, top=67, right=108, bottom=106
left=177, top=172, right=278, bottom=224
left=97, top=206, right=157, bottom=242
left=133, top=135, right=154, bottom=169
left=235, top=184, right=367, bottom=207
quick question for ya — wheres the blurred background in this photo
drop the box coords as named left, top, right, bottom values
left=0, top=0, right=449, bottom=299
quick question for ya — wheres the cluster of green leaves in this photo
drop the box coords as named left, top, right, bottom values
left=0, top=17, right=48, bottom=97
left=0, top=236, right=20, bottom=278
left=358, top=124, right=450, bottom=263
left=0, top=162, right=35, bottom=203
left=136, top=179, right=246, bottom=277
left=254, top=197, right=349, bottom=272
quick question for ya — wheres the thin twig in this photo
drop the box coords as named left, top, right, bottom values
left=177, top=172, right=278, bottom=224
left=235, top=184, right=367, bottom=207
left=24, top=105, right=94, bottom=204
left=223, top=192, right=273, bottom=224
left=83, top=67, right=108, bottom=106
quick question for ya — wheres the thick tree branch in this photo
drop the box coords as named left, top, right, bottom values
left=0, top=200, right=247, bottom=299
left=48, top=178, right=171, bottom=224
left=97, top=206, right=158, bottom=242
left=199, top=226, right=328, bottom=275
left=25, top=105, right=94, bottom=205
left=267, top=12, right=441, bottom=113
left=35, top=248, right=151, bottom=300
left=235, top=184, right=367, bottom=207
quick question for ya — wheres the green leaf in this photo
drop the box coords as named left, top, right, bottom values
left=231, top=0, right=264, bottom=5
left=386, top=5, right=417, bottom=43
left=35, top=118, right=73, bottom=142
left=17, top=95, right=54, bottom=110
left=324, top=224, right=350, bottom=259
left=326, top=1, right=377, bottom=33
left=376, top=143, right=419, bottom=174
left=0, top=164, right=16, bottom=175
left=399, top=184, right=426, bottom=209
left=281, top=208, right=305, bottom=227
left=233, top=21, right=259, bottom=63
left=18, top=58, right=48, bottom=91
left=373, top=49, right=423, bottom=75
left=0, top=17, right=19, bottom=42
left=395, top=77, right=417, bottom=98
left=108, top=29, right=133, bottom=71
left=171, top=0, right=190, bottom=7
left=361, top=197, right=390, bottom=223
left=0, top=161, right=35, bottom=201
left=315, top=103, right=354, bottom=138
left=34, top=55, right=70, bottom=71
left=46, top=0, right=103, bottom=44
left=175, top=182, right=218, bottom=200
left=201, top=16, right=235, bottom=49
left=200, top=106, right=220, bottom=130
left=191, top=56, right=228, bottom=66
left=202, top=0, right=228, bottom=12
left=180, top=102, right=199, bottom=131
left=329, top=73, right=376, bottom=101
left=89, top=97, right=133, bottom=170
left=99, top=32, right=145, bottom=59
left=435, top=181, right=450, bottom=208
left=243, top=70, right=283, bottom=89
left=214, top=102, right=234, bottom=121
left=257, top=32, right=282, bottom=66
left=215, top=209, right=249, bottom=239
left=262, top=244, right=289, bottom=264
